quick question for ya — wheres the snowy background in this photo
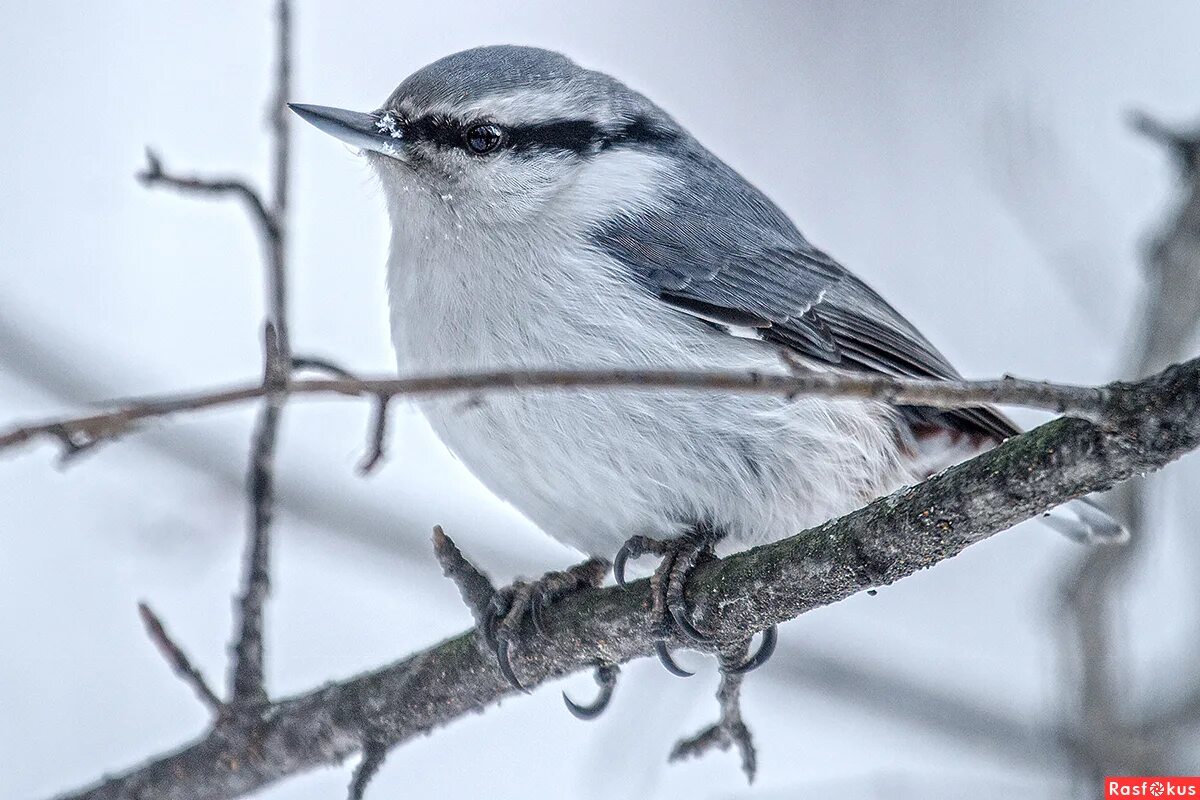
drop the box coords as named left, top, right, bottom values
left=3, top=1, right=1198, bottom=798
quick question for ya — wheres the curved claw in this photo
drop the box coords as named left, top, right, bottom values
left=613, top=540, right=638, bottom=587
left=563, top=690, right=609, bottom=720
left=655, top=641, right=695, bottom=677
left=563, top=666, right=618, bottom=721
left=724, top=625, right=778, bottom=675
left=495, top=637, right=527, bottom=692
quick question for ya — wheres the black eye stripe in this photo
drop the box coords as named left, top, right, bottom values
left=399, top=114, right=678, bottom=156
left=508, top=117, right=680, bottom=156
left=603, top=117, right=679, bottom=150
left=406, top=114, right=463, bottom=148
left=507, top=120, right=602, bottom=155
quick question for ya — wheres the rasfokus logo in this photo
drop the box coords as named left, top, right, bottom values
left=1106, top=777, right=1200, bottom=797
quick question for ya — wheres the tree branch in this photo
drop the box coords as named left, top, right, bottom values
left=132, top=0, right=295, bottom=717
left=226, top=0, right=293, bottom=714
left=0, top=366, right=1118, bottom=459
left=51, top=354, right=1200, bottom=800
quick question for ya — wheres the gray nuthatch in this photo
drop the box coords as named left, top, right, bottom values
left=291, top=45, right=1124, bottom=693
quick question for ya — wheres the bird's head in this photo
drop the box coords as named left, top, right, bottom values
left=290, top=45, right=683, bottom=228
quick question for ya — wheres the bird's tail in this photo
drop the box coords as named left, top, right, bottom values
left=1041, top=497, right=1129, bottom=545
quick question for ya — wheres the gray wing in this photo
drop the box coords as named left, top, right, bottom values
left=589, top=152, right=1016, bottom=441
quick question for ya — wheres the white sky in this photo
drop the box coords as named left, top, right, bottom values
left=2, top=2, right=1198, bottom=798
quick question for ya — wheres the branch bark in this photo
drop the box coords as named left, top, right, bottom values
left=52, top=354, right=1200, bottom=800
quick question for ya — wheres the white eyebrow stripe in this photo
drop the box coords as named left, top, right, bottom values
left=403, top=90, right=608, bottom=128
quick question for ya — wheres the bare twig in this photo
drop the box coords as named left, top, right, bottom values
left=137, top=602, right=222, bottom=714
left=670, top=641, right=756, bottom=780
left=227, top=0, right=293, bottom=713
left=357, top=395, right=391, bottom=475
left=229, top=344, right=282, bottom=710
left=291, top=355, right=360, bottom=380
left=288, top=356, right=391, bottom=473
left=137, top=150, right=277, bottom=246
left=50, top=354, right=1200, bottom=800
left=0, top=367, right=1120, bottom=459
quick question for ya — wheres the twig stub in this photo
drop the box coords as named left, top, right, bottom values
left=347, top=740, right=389, bottom=800
left=137, top=602, right=222, bottom=714
left=669, top=641, right=757, bottom=781
left=431, top=526, right=497, bottom=629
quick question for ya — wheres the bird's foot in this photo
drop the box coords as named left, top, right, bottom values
left=481, top=558, right=610, bottom=691
left=431, top=527, right=618, bottom=717
left=614, top=528, right=777, bottom=677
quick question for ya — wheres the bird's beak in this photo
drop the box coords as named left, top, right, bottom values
left=287, top=103, right=406, bottom=159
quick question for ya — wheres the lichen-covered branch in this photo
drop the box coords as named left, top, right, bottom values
left=52, top=354, right=1200, bottom=800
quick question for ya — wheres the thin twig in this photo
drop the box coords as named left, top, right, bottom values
left=137, top=602, right=222, bottom=714
left=288, top=356, right=391, bottom=473
left=137, top=150, right=277, bottom=245
left=227, top=0, right=293, bottom=712
left=357, top=395, right=391, bottom=475
left=229, top=327, right=285, bottom=709
left=0, top=367, right=1119, bottom=458
left=670, top=641, right=756, bottom=781
left=291, top=355, right=360, bottom=381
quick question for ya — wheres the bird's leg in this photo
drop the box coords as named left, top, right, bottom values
left=481, top=557, right=611, bottom=691
left=669, top=640, right=758, bottom=782
left=615, top=525, right=777, bottom=678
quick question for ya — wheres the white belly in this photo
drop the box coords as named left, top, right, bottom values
left=385, top=220, right=910, bottom=558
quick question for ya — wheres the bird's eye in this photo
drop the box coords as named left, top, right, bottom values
left=465, top=123, right=504, bottom=154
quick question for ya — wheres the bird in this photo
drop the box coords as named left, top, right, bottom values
left=290, top=44, right=1126, bottom=709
